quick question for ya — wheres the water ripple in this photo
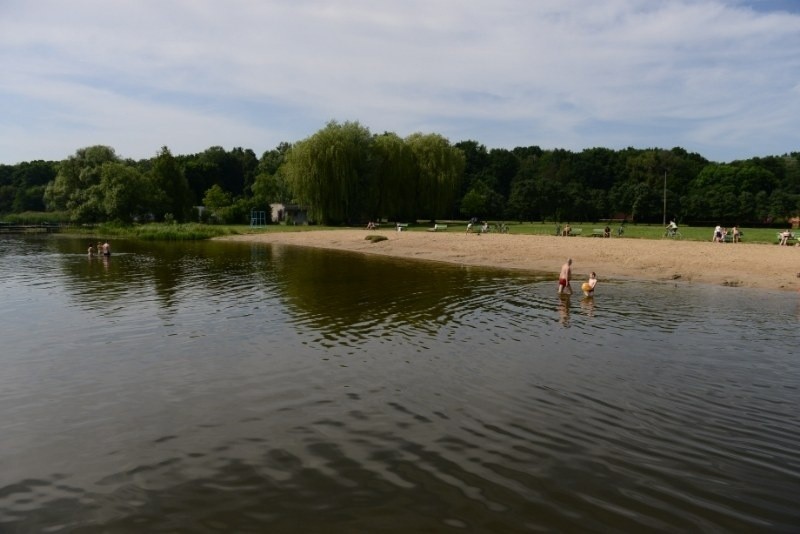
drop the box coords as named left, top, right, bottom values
left=1, top=237, right=799, bottom=532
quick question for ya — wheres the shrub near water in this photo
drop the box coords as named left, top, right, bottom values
left=78, top=223, right=239, bottom=241
left=2, top=211, right=71, bottom=224
left=131, top=223, right=238, bottom=240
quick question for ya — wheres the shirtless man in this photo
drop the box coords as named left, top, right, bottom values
left=558, top=258, right=573, bottom=295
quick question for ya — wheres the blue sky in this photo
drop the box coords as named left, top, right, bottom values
left=1, top=0, right=799, bottom=164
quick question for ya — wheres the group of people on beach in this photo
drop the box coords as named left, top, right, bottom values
left=557, top=258, right=597, bottom=297
left=465, top=217, right=489, bottom=234
left=778, top=228, right=795, bottom=246
left=88, top=241, right=111, bottom=257
left=712, top=225, right=741, bottom=243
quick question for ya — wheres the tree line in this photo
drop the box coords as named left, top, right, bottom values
left=1, top=119, right=798, bottom=226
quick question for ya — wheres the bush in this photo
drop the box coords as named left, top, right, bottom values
left=2, top=211, right=71, bottom=224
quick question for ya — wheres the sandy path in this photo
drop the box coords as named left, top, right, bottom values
left=217, top=229, right=800, bottom=292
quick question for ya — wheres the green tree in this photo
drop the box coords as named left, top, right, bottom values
left=406, top=132, right=465, bottom=221
left=506, top=178, right=538, bottom=221
left=44, top=145, right=119, bottom=221
left=231, top=147, right=259, bottom=195
left=454, top=140, right=490, bottom=196
left=284, top=120, right=373, bottom=224
left=252, top=167, right=292, bottom=207
left=252, top=142, right=294, bottom=213
left=258, top=142, right=292, bottom=176
left=460, top=180, right=504, bottom=220
left=203, top=184, right=233, bottom=210
left=7, top=160, right=56, bottom=212
left=506, top=147, right=544, bottom=221
left=371, top=132, right=416, bottom=221
left=150, top=146, right=192, bottom=222
left=531, top=149, right=574, bottom=221
left=487, top=148, right=519, bottom=201
left=97, top=162, right=148, bottom=223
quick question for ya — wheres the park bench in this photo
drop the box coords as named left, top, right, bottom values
left=723, top=232, right=742, bottom=242
left=592, top=228, right=605, bottom=237
left=556, top=225, right=583, bottom=236
left=396, top=223, right=409, bottom=232
left=428, top=224, right=447, bottom=232
left=776, top=231, right=796, bottom=244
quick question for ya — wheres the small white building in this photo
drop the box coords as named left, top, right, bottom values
left=270, top=203, right=308, bottom=225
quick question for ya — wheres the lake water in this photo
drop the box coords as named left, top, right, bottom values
left=1, top=235, right=799, bottom=532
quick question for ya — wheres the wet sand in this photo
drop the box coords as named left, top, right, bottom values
left=218, top=229, right=800, bottom=292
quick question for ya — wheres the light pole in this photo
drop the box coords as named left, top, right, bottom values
left=662, top=170, right=667, bottom=227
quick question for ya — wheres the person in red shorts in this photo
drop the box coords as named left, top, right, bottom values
left=558, top=258, right=572, bottom=295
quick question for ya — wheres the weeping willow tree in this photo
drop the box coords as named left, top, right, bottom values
left=284, top=122, right=464, bottom=224
left=371, top=132, right=417, bottom=221
left=405, top=133, right=465, bottom=221
left=284, top=120, right=373, bottom=225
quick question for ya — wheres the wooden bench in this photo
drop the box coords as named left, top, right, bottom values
left=558, top=226, right=582, bottom=236
left=592, top=228, right=605, bottom=237
left=723, top=232, right=742, bottom=243
left=396, top=223, right=409, bottom=232
left=777, top=231, right=795, bottom=244
left=428, top=224, right=447, bottom=232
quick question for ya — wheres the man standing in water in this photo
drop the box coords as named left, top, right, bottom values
left=558, top=258, right=573, bottom=295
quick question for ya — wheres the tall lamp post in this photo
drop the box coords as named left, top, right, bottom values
left=662, top=170, right=667, bottom=227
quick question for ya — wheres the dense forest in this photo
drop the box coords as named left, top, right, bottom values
left=1, top=120, right=798, bottom=227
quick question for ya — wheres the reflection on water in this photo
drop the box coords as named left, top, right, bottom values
left=1, top=235, right=799, bottom=532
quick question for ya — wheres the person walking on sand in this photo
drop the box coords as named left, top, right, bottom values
left=582, top=272, right=598, bottom=297
left=558, top=258, right=573, bottom=295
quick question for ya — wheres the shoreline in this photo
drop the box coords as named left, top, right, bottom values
left=217, top=229, right=800, bottom=292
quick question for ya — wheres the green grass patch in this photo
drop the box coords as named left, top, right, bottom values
left=390, top=220, right=786, bottom=244
left=12, top=214, right=791, bottom=244
left=1, top=211, right=71, bottom=224
left=65, top=222, right=240, bottom=240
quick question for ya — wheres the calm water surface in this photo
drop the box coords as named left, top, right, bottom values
left=1, top=235, right=799, bottom=532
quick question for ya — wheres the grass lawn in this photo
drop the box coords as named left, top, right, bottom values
left=50, top=218, right=794, bottom=244
left=390, top=220, right=788, bottom=244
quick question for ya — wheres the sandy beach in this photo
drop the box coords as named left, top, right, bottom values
left=218, top=229, right=800, bottom=292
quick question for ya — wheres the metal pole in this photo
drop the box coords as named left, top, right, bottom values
left=662, top=171, right=667, bottom=226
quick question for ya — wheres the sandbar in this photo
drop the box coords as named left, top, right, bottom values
left=218, top=229, right=800, bottom=292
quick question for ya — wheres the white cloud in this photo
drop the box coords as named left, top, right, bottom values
left=1, top=0, right=799, bottom=163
